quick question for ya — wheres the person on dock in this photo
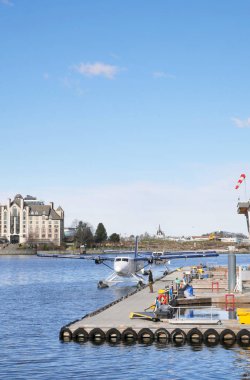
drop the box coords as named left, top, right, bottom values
left=148, top=270, right=154, bottom=293
left=169, top=284, right=173, bottom=301
left=175, top=277, right=181, bottom=294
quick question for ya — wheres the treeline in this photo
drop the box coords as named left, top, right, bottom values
left=68, top=220, right=120, bottom=248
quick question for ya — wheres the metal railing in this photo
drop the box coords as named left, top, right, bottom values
left=168, top=304, right=219, bottom=320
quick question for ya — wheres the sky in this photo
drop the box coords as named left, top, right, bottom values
left=0, top=0, right=250, bottom=237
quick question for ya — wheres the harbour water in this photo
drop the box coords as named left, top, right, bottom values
left=1, top=254, right=250, bottom=379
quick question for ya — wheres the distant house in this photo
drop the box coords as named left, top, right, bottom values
left=0, top=194, right=64, bottom=246
left=219, top=237, right=241, bottom=243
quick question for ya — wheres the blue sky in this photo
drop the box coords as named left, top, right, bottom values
left=1, top=0, right=250, bottom=236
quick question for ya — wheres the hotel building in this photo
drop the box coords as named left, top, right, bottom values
left=0, top=194, right=64, bottom=246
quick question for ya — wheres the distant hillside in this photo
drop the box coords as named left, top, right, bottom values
left=138, top=239, right=231, bottom=251
left=103, top=238, right=242, bottom=252
left=202, top=231, right=248, bottom=239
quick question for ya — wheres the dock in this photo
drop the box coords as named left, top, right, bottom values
left=60, top=267, right=250, bottom=346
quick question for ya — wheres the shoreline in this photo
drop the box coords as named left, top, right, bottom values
left=1, top=249, right=250, bottom=256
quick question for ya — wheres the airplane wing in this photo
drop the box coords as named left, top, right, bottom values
left=103, top=250, right=153, bottom=255
left=80, top=253, right=153, bottom=262
left=37, top=250, right=219, bottom=263
left=37, top=252, right=116, bottom=262
left=87, top=250, right=219, bottom=263
left=79, top=254, right=116, bottom=262
left=153, top=250, right=219, bottom=261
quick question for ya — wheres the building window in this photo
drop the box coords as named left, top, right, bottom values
left=12, top=207, right=18, bottom=217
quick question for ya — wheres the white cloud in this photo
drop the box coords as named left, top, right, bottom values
left=153, top=71, right=175, bottom=79
left=0, top=0, right=13, bottom=6
left=73, top=62, right=120, bottom=79
left=232, top=117, right=250, bottom=128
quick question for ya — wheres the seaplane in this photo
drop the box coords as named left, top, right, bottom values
left=37, top=236, right=219, bottom=288
left=77, top=236, right=219, bottom=288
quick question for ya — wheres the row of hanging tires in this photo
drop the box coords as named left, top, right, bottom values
left=60, top=326, right=250, bottom=347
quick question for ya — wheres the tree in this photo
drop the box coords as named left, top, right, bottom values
left=74, top=221, right=94, bottom=247
left=109, top=233, right=120, bottom=243
left=94, top=223, right=107, bottom=243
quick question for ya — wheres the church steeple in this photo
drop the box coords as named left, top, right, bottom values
left=156, top=225, right=165, bottom=238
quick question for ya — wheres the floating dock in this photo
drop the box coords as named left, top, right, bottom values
left=60, top=267, right=250, bottom=346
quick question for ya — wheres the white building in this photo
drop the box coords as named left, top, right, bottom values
left=0, top=194, right=64, bottom=246
left=220, top=237, right=241, bottom=243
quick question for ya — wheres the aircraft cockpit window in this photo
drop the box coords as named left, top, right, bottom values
left=122, top=258, right=128, bottom=262
left=115, top=258, right=121, bottom=261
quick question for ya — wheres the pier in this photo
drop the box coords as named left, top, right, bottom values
left=60, top=266, right=250, bottom=346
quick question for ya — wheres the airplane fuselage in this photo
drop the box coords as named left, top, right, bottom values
left=114, top=257, right=144, bottom=276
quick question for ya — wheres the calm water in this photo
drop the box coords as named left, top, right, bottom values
left=1, top=254, right=250, bottom=380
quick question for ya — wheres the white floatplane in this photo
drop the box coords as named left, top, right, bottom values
left=37, top=236, right=219, bottom=288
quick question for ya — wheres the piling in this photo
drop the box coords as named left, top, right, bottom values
left=228, top=253, right=236, bottom=292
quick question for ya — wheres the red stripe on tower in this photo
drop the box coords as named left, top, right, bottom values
left=235, top=174, right=246, bottom=189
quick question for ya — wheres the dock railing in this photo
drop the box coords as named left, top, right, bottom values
left=169, top=305, right=219, bottom=321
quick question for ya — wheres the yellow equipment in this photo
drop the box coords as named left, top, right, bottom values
left=209, top=233, right=215, bottom=240
left=237, top=308, right=250, bottom=324
left=129, top=311, right=160, bottom=322
left=158, top=289, right=166, bottom=294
